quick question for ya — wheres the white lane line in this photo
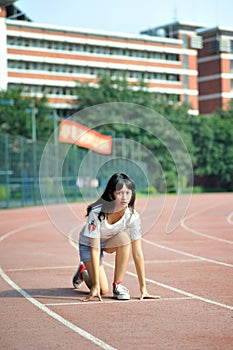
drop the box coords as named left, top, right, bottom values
left=68, top=224, right=233, bottom=310
left=103, top=261, right=233, bottom=311
left=0, top=268, right=116, bottom=350
left=142, top=238, right=233, bottom=268
left=4, top=259, right=200, bottom=272
left=181, top=211, right=233, bottom=245
left=227, top=212, right=233, bottom=225
left=0, top=222, right=116, bottom=350
left=68, top=225, right=80, bottom=247
left=0, top=222, right=47, bottom=242
left=5, top=266, right=76, bottom=272
left=69, top=204, right=232, bottom=311
left=142, top=259, right=200, bottom=264
left=44, top=297, right=191, bottom=306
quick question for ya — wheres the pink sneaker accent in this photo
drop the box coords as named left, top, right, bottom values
left=72, top=262, right=86, bottom=289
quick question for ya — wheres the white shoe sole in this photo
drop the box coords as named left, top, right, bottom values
left=73, top=281, right=84, bottom=289
left=113, top=294, right=130, bottom=300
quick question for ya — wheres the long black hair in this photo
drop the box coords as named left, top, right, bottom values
left=86, top=173, right=136, bottom=220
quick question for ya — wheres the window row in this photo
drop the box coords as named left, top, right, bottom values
left=7, top=36, right=179, bottom=61
left=8, top=83, right=180, bottom=102
left=9, top=83, right=75, bottom=96
left=8, top=60, right=180, bottom=82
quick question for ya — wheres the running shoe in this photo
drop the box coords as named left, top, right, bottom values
left=72, top=261, right=86, bottom=289
left=113, top=282, right=130, bottom=300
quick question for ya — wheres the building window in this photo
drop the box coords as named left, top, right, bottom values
left=166, top=53, right=179, bottom=61
left=230, top=41, right=233, bottom=53
left=209, top=40, right=219, bottom=54
left=7, top=36, right=180, bottom=63
left=167, top=74, right=179, bottom=82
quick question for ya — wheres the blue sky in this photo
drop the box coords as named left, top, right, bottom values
left=17, top=0, right=233, bottom=34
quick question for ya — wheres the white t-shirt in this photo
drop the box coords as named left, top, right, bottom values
left=79, top=205, right=142, bottom=246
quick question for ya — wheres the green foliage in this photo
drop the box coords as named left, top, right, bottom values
left=74, top=75, right=194, bottom=192
left=0, top=185, right=7, bottom=200
left=0, top=87, right=53, bottom=141
left=74, top=75, right=233, bottom=191
left=193, top=109, right=233, bottom=190
left=1, top=77, right=232, bottom=192
left=75, top=74, right=153, bottom=109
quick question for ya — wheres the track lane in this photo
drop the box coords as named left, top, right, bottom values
left=1, top=193, right=233, bottom=349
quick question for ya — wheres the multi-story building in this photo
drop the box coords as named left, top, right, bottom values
left=0, top=0, right=232, bottom=115
left=143, top=22, right=233, bottom=115
left=197, top=26, right=233, bottom=114
left=141, top=21, right=204, bottom=115
left=0, top=0, right=200, bottom=117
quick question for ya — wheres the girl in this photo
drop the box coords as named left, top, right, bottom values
left=73, top=172, right=160, bottom=301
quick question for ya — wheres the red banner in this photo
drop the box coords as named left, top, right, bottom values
left=58, top=119, right=112, bottom=155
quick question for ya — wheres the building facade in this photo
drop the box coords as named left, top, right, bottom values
left=197, top=26, right=233, bottom=114
left=0, top=1, right=232, bottom=116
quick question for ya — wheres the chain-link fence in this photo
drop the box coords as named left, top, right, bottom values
left=0, top=133, right=43, bottom=208
left=0, top=133, right=150, bottom=208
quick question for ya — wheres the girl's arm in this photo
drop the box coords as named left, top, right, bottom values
left=131, top=239, right=160, bottom=300
left=84, top=238, right=102, bottom=302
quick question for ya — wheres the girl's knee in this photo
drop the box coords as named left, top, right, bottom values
left=101, top=286, right=109, bottom=295
left=118, top=231, right=131, bottom=243
left=106, top=231, right=130, bottom=251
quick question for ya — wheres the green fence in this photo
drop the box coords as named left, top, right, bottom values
left=0, top=133, right=149, bottom=208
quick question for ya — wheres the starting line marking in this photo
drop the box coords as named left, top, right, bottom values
left=44, top=297, right=191, bottom=306
left=68, top=224, right=233, bottom=311
left=1, top=202, right=233, bottom=350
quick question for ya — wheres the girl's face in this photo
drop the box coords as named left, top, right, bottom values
left=113, top=184, right=132, bottom=210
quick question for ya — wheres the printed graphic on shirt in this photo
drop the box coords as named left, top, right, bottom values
left=88, top=220, right=97, bottom=233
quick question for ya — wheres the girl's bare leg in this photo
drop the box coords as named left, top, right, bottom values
left=83, top=232, right=130, bottom=295
left=105, top=231, right=131, bottom=283
left=83, top=260, right=109, bottom=295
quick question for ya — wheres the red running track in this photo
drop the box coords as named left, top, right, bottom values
left=0, top=193, right=233, bottom=350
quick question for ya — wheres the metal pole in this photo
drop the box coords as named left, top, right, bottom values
left=53, top=110, right=59, bottom=202
left=53, top=109, right=58, bottom=146
left=20, top=136, right=25, bottom=206
left=30, top=102, right=38, bottom=203
left=31, top=102, right=37, bottom=142
left=4, top=134, right=10, bottom=207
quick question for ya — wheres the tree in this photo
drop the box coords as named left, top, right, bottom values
left=192, top=108, right=233, bottom=191
left=0, top=88, right=53, bottom=141
left=210, top=108, right=233, bottom=189
left=75, top=74, right=153, bottom=110
left=74, top=75, right=194, bottom=192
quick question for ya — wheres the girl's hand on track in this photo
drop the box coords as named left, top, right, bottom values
left=140, top=288, right=160, bottom=300
left=82, top=286, right=102, bottom=302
